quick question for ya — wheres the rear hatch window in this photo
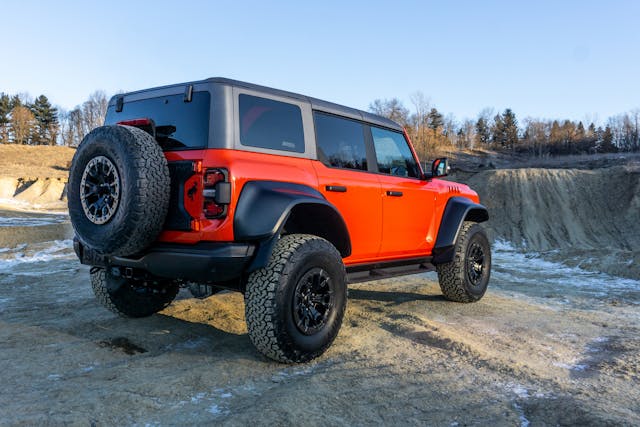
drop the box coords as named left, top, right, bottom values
left=105, top=91, right=210, bottom=150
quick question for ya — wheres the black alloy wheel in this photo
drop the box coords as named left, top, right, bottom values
left=292, top=267, right=334, bottom=335
left=466, top=241, right=486, bottom=287
left=80, top=155, right=121, bottom=225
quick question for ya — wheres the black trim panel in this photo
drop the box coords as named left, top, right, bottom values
left=432, top=196, right=488, bottom=264
left=165, top=161, right=195, bottom=231
left=75, top=238, right=255, bottom=284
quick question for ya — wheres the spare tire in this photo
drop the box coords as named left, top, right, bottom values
left=68, top=125, right=170, bottom=256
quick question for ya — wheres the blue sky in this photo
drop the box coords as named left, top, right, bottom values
left=1, top=0, right=639, bottom=124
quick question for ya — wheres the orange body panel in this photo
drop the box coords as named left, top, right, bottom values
left=160, top=148, right=480, bottom=267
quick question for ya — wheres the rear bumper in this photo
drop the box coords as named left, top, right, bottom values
left=74, top=238, right=255, bottom=283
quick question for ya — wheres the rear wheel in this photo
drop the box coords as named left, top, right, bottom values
left=244, top=234, right=347, bottom=363
left=436, top=221, right=491, bottom=302
left=91, top=268, right=179, bottom=318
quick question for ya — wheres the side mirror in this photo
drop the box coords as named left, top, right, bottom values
left=431, top=158, right=450, bottom=177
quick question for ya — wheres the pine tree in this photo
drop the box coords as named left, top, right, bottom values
left=491, top=113, right=505, bottom=146
left=427, top=108, right=443, bottom=133
left=10, top=94, right=23, bottom=109
left=502, top=108, right=519, bottom=148
left=475, top=117, right=491, bottom=145
left=601, top=125, right=616, bottom=153
left=549, top=120, right=562, bottom=154
left=31, top=95, right=59, bottom=145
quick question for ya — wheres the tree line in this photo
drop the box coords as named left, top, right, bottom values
left=0, top=91, right=107, bottom=147
left=370, top=94, right=640, bottom=160
left=2, top=88, right=638, bottom=159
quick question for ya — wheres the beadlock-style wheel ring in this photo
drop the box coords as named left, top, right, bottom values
left=292, top=267, right=334, bottom=335
left=466, top=241, right=485, bottom=286
left=80, top=156, right=121, bottom=225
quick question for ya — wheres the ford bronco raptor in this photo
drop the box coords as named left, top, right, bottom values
left=68, top=78, right=490, bottom=363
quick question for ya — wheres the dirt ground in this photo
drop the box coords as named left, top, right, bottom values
left=1, top=261, right=638, bottom=426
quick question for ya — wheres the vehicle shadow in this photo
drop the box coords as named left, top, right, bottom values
left=25, top=293, right=261, bottom=361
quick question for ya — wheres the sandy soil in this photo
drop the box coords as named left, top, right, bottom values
left=0, top=144, right=74, bottom=179
left=1, top=261, right=638, bottom=426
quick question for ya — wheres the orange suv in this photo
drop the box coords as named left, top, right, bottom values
left=68, top=78, right=491, bottom=363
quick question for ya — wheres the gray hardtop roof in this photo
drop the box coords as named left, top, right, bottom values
left=109, top=77, right=404, bottom=132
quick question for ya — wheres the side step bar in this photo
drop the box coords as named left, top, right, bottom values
left=346, top=257, right=434, bottom=284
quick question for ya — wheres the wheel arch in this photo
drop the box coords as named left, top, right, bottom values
left=233, top=181, right=351, bottom=273
left=432, top=196, right=489, bottom=264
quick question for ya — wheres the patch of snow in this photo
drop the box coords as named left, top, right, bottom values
left=513, top=402, right=530, bottom=427
left=207, top=404, right=230, bottom=416
left=208, top=404, right=223, bottom=414
left=0, top=215, right=67, bottom=227
left=505, top=383, right=530, bottom=399
left=177, top=337, right=209, bottom=350
left=491, top=239, right=640, bottom=305
left=552, top=362, right=588, bottom=371
left=0, top=240, right=74, bottom=272
left=190, top=392, right=207, bottom=403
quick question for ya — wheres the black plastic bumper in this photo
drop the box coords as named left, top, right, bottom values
left=74, top=238, right=255, bottom=283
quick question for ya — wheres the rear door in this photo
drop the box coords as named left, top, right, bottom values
left=370, top=126, right=437, bottom=258
left=312, top=112, right=382, bottom=263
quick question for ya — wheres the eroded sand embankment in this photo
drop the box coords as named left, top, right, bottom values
left=455, top=164, right=640, bottom=279
left=0, top=177, right=68, bottom=211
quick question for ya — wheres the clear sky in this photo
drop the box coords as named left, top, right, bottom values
left=1, top=0, right=639, bottom=124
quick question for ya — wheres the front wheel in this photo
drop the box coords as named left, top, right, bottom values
left=436, top=222, right=491, bottom=302
left=244, top=234, right=347, bottom=363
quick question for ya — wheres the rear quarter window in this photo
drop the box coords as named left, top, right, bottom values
left=105, top=91, right=210, bottom=150
left=314, top=112, right=367, bottom=170
left=239, top=94, right=305, bottom=153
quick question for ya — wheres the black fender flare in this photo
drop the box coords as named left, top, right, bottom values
left=432, top=196, right=489, bottom=264
left=234, top=181, right=351, bottom=272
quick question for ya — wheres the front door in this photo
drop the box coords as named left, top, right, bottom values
left=370, top=126, right=437, bottom=258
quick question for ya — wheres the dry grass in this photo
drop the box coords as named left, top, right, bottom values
left=0, top=144, right=75, bottom=179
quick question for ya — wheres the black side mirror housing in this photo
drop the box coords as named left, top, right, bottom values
left=431, top=158, right=449, bottom=177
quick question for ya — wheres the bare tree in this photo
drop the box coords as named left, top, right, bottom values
left=81, top=91, right=108, bottom=135
left=409, top=91, right=430, bottom=158
left=9, top=105, right=37, bottom=144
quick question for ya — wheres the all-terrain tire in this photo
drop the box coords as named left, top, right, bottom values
left=436, top=221, right=491, bottom=303
left=245, top=234, right=347, bottom=363
left=91, top=268, right=179, bottom=318
left=68, top=125, right=170, bottom=256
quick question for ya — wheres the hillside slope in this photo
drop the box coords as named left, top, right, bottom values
left=458, top=163, right=640, bottom=278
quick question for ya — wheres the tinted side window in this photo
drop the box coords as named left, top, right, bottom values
left=239, top=94, right=304, bottom=153
left=371, top=127, right=420, bottom=178
left=314, top=112, right=367, bottom=170
left=105, top=91, right=210, bottom=150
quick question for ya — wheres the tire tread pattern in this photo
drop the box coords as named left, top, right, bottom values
left=436, top=221, right=489, bottom=303
left=68, top=125, right=170, bottom=256
left=244, top=234, right=346, bottom=363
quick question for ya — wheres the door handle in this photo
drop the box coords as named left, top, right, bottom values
left=326, top=185, right=347, bottom=193
left=386, top=191, right=403, bottom=197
